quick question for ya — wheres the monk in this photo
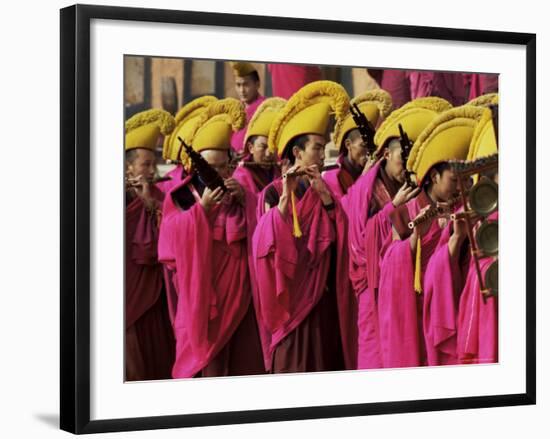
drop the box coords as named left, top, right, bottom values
left=125, top=149, right=175, bottom=381
left=158, top=98, right=264, bottom=378
left=323, top=90, right=393, bottom=212
left=268, top=63, right=322, bottom=99
left=347, top=137, right=420, bottom=369
left=229, top=62, right=266, bottom=154
left=125, top=109, right=176, bottom=381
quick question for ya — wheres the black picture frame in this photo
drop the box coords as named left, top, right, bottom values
left=60, top=4, right=536, bottom=434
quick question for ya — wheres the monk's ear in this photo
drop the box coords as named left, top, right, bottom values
left=343, top=138, right=352, bottom=153
left=246, top=141, right=254, bottom=155
left=383, top=148, right=391, bottom=160
left=292, top=145, right=302, bottom=161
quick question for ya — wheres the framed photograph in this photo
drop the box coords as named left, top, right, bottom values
left=60, top=4, right=536, bottom=434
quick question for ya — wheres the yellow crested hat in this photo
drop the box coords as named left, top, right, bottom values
left=467, top=93, right=499, bottom=108
left=333, top=89, right=393, bottom=150
left=180, top=98, right=245, bottom=161
left=408, top=105, right=487, bottom=184
left=468, top=106, right=498, bottom=160
left=374, top=97, right=452, bottom=152
left=162, top=96, right=218, bottom=161
left=244, top=97, right=287, bottom=146
left=268, top=80, right=350, bottom=158
left=230, top=61, right=257, bottom=78
left=125, top=109, right=175, bottom=151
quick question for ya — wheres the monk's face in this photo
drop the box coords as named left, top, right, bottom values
left=126, top=148, right=157, bottom=181
left=247, top=135, right=273, bottom=164
left=431, top=168, right=458, bottom=201
left=294, top=134, right=326, bottom=170
left=235, top=75, right=260, bottom=105
left=344, top=132, right=369, bottom=168
left=384, top=139, right=406, bottom=183
left=200, top=149, right=232, bottom=179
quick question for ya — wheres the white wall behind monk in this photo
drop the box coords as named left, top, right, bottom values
left=0, top=0, right=546, bottom=437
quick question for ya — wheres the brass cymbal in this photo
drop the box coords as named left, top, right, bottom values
left=469, top=177, right=498, bottom=216
left=484, top=260, right=498, bottom=296
left=475, top=220, right=498, bottom=256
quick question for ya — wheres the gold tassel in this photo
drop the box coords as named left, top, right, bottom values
left=414, top=237, right=422, bottom=294
left=291, top=190, right=302, bottom=238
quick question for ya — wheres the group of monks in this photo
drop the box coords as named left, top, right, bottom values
left=124, top=62, right=499, bottom=381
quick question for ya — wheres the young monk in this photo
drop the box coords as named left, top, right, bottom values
left=377, top=105, right=486, bottom=368
left=158, top=98, right=264, bottom=378
left=323, top=89, right=393, bottom=211
left=346, top=97, right=452, bottom=369
left=252, top=81, right=357, bottom=373
left=124, top=108, right=176, bottom=381
left=232, top=97, right=286, bottom=196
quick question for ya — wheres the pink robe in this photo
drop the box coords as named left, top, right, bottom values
left=322, top=155, right=360, bottom=214
left=158, top=177, right=264, bottom=377
left=465, top=74, right=499, bottom=101
left=377, top=192, right=450, bottom=368
left=268, top=64, right=322, bottom=99
left=346, top=162, right=397, bottom=369
left=422, top=224, right=469, bottom=366
left=156, top=164, right=186, bottom=194
left=232, top=158, right=280, bottom=196
left=457, top=212, right=498, bottom=364
left=230, top=95, right=266, bottom=153
left=408, top=71, right=467, bottom=106
left=253, top=179, right=357, bottom=371
left=126, top=187, right=174, bottom=380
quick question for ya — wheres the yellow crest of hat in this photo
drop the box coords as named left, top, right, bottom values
left=333, top=89, right=393, bottom=149
left=467, top=93, right=499, bottom=108
left=163, top=96, right=218, bottom=161
left=180, top=98, right=245, bottom=161
left=125, top=109, right=175, bottom=151
left=230, top=61, right=257, bottom=78
left=468, top=106, right=498, bottom=160
left=408, top=105, right=487, bottom=183
left=374, top=97, right=452, bottom=151
left=268, top=80, right=350, bottom=158
left=244, top=97, right=287, bottom=145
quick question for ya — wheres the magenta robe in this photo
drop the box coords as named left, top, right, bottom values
left=232, top=159, right=280, bottom=197
left=253, top=179, right=357, bottom=371
left=377, top=192, right=451, bottom=368
left=156, top=164, right=186, bottom=195
left=457, top=212, right=498, bottom=364
left=230, top=95, right=266, bottom=153
left=126, top=187, right=174, bottom=380
left=158, top=177, right=263, bottom=377
left=408, top=71, right=467, bottom=106
left=268, top=64, right=322, bottom=99
left=346, top=162, right=397, bottom=369
left=422, top=224, right=470, bottom=366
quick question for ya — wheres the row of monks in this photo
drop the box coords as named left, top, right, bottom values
left=124, top=62, right=498, bottom=381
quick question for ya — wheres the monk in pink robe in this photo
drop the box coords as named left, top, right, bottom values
left=268, top=64, right=322, bottom=99
left=125, top=148, right=175, bottom=381
left=322, top=154, right=365, bottom=213
left=465, top=74, right=499, bottom=101
left=253, top=135, right=357, bottom=373
left=158, top=150, right=264, bottom=378
left=346, top=138, right=419, bottom=369
left=378, top=163, right=461, bottom=368
left=368, top=69, right=411, bottom=109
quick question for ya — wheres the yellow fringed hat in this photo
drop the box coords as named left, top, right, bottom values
left=180, top=98, right=245, bottom=161
left=230, top=61, right=257, bottom=78
left=408, top=105, right=487, bottom=184
left=468, top=106, right=498, bottom=160
left=244, top=97, right=287, bottom=146
left=467, top=93, right=499, bottom=108
left=333, top=89, right=393, bottom=150
left=162, top=96, right=218, bottom=161
left=268, top=80, right=350, bottom=158
left=374, top=97, right=452, bottom=152
left=125, top=109, right=175, bottom=151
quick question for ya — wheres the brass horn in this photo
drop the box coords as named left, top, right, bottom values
left=475, top=220, right=498, bottom=257
left=468, top=177, right=498, bottom=216
left=484, top=260, right=498, bottom=296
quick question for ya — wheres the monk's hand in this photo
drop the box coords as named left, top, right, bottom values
left=128, top=174, right=155, bottom=209
left=200, top=186, right=224, bottom=212
left=305, top=165, right=332, bottom=205
left=279, top=164, right=301, bottom=215
left=392, top=182, right=421, bottom=207
left=361, top=154, right=380, bottom=175
left=224, top=177, right=245, bottom=205
left=410, top=205, right=433, bottom=248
